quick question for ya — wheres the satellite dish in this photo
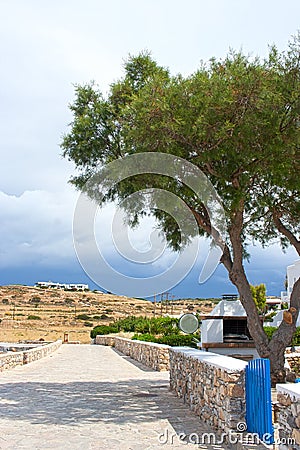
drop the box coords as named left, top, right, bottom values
left=178, top=313, right=199, bottom=334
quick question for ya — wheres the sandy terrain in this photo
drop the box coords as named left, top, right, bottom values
left=0, top=285, right=215, bottom=344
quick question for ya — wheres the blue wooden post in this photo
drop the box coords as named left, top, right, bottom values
left=245, top=358, right=274, bottom=444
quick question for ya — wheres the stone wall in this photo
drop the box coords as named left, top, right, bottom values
left=0, top=351, right=24, bottom=371
left=0, top=340, right=62, bottom=372
left=169, top=347, right=247, bottom=434
left=95, top=335, right=170, bottom=371
left=286, top=353, right=300, bottom=376
left=95, top=335, right=116, bottom=347
left=276, top=384, right=300, bottom=449
left=23, top=340, right=62, bottom=364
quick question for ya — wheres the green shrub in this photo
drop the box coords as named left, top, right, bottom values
left=84, top=321, right=93, bottom=327
left=91, top=315, right=191, bottom=340
left=27, top=315, right=41, bottom=320
left=263, top=325, right=300, bottom=346
left=131, top=333, right=199, bottom=348
left=90, top=324, right=118, bottom=338
left=263, top=326, right=277, bottom=341
left=30, top=296, right=41, bottom=303
left=132, top=333, right=157, bottom=342
left=99, top=314, right=110, bottom=320
left=76, top=314, right=91, bottom=320
left=292, top=327, right=300, bottom=346
left=156, top=334, right=199, bottom=348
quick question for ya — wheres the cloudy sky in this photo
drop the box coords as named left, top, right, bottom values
left=1, top=0, right=299, bottom=299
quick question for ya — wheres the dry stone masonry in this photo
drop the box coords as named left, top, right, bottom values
left=286, top=353, right=300, bottom=377
left=95, top=336, right=170, bottom=371
left=169, top=347, right=247, bottom=435
left=277, top=384, right=300, bottom=449
left=0, top=340, right=62, bottom=372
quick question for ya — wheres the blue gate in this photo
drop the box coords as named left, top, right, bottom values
left=245, top=358, right=274, bottom=444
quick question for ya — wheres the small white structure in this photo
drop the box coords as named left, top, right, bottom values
left=281, top=259, right=300, bottom=304
left=265, top=260, right=300, bottom=328
left=35, top=281, right=89, bottom=291
left=200, top=298, right=259, bottom=360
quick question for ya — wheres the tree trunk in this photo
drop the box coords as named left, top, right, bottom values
left=230, top=270, right=300, bottom=385
left=228, top=266, right=270, bottom=354
left=222, top=205, right=300, bottom=384
left=268, top=278, right=300, bottom=384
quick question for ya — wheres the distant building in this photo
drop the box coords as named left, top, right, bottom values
left=35, top=281, right=89, bottom=291
left=266, top=260, right=300, bottom=327
left=281, top=260, right=300, bottom=304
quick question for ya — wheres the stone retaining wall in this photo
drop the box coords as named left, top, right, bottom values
left=0, top=340, right=62, bottom=372
left=95, top=335, right=170, bottom=371
left=23, top=340, right=62, bottom=364
left=95, top=335, right=116, bottom=347
left=0, top=351, right=24, bottom=371
left=169, top=347, right=247, bottom=434
left=276, top=384, right=300, bottom=449
left=286, top=353, right=300, bottom=376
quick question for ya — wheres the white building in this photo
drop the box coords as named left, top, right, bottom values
left=281, top=260, right=300, bottom=304
left=266, top=260, right=300, bottom=327
left=35, top=281, right=89, bottom=291
left=200, top=299, right=259, bottom=360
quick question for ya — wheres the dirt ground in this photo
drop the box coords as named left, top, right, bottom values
left=0, top=285, right=215, bottom=344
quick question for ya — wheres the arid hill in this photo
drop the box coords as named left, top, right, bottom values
left=0, top=285, right=215, bottom=344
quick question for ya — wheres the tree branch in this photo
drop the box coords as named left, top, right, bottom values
left=273, top=210, right=300, bottom=256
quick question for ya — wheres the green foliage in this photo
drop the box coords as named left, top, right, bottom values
left=132, top=333, right=157, bottom=342
left=263, top=326, right=277, bottom=341
left=264, top=311, right=278, bottom=321
left=99, top=314, right=110, bottom=320
left=76, top=314, right=91, bottom=320
left=156, top=334, right=199, bottom=348
left=264, top=326, right=300, bottom=346
left=27, top=315, right=41, bottom=320
left=90, top=324, right=118, bottom=338
left=83, top=321, right=93, bottom=327
left=30, top=296, right=41, bottom=304
left=291, top=328, right=300, bottom=346
left=62, top=43, right=300, bottom=251
left=250, top=284, right=267, bottom=313
left=90, top=316, right=180, bottom=338
left=63, top=35, right=300, bottom=368
left=112, top=316, right=179, bottom=334
left=132, top=333, right=199, bottom=348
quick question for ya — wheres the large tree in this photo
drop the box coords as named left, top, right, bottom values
left=61, top=35, right=300, bottom=383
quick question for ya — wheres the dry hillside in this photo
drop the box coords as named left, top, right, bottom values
left=0, top=285, right=215, bottom=344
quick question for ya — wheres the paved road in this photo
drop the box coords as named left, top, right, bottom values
left=0, top=344, right=231, bottom=449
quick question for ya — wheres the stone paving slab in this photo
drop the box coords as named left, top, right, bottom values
left=0, top=344, right=232, bottom=449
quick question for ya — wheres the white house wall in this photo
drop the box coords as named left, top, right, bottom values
left=287, top=260, right=300, bottom=298
left=201, top=319, right=223, bottom=344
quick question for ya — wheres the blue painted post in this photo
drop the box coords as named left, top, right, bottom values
left=245, top=358, right=274, bottom=444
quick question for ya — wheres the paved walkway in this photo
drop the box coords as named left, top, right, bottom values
left=0, top=345, right=231, bottom=449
